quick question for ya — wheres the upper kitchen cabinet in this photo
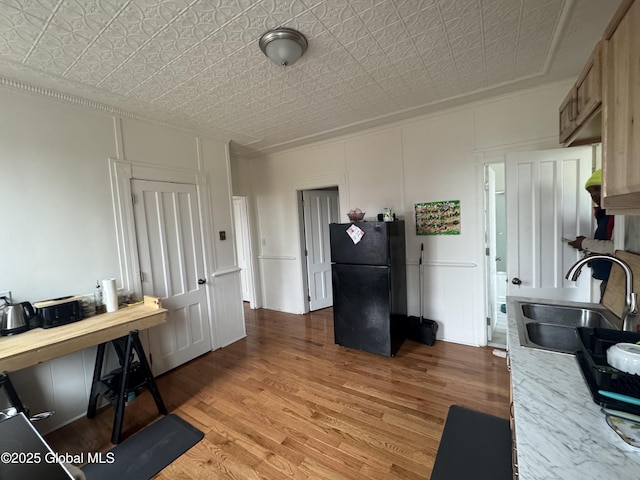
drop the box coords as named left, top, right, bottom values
left=602, top=0, right=640, bottom=213
left=559, top=42, right=602, bottom=146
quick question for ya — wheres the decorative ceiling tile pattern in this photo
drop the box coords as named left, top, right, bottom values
left=0, top=0, right=621, bottom=155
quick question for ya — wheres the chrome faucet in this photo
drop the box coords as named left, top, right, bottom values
left=566, top=254, right=638, bottom=332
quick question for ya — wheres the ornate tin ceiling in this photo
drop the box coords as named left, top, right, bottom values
left=0, top=0, right=621, bottom=156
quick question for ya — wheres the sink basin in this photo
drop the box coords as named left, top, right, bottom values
left=521, top=304, right=615, bottom=328
left=525, top=323, right=582, bottom=352
left=515, top=301, right=619, bottom=354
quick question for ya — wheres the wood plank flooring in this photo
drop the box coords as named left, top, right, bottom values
left=45, top=305, right=510, bottom=479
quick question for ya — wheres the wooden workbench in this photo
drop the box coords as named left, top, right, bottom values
left=0, top=296, right=166, bottom=373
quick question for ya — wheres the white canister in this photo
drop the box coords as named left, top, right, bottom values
left=102, top=278, right=118, bottom=313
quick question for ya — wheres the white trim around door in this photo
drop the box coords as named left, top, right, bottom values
left=109, top=158, right=220, bottom=352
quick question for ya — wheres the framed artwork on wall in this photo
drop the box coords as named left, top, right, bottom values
left=415, top=200, right=461, bottom=235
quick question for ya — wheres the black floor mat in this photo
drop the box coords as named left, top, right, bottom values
left=82, top=414, right=203, bottom=480
left=431, top=405, right=512, bottom=480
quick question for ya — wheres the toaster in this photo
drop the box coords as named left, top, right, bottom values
left=33, top=295, right=83, bottom=329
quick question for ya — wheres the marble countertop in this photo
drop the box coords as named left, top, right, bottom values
left=507, top=296, right=640, bottom=479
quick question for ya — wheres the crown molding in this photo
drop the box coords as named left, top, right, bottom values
left=0, top=74, right=229, bottom=145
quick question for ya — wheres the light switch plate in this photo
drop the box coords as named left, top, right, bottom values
left=219, top=231, right=226, bottom=240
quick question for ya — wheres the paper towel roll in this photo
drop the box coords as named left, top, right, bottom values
left=102, top=278, right=118, bottom=313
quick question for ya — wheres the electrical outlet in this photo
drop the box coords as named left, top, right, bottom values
left=0, top=290, right=11, bottom=303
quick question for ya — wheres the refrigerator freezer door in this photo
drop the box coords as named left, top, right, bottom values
left=332, top=264, right=396, bottom=356
left=330, top=222, right=391, bottom=265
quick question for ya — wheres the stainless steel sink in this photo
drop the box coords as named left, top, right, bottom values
left=516, top=301, right=619, bottom=354
left=525, top=323, right=582, bottom=352
left=521, top=304, right=615, bottom=328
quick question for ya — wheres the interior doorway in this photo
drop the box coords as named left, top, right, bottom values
left=233, top=196, right=256, bottom=308
left=484, top=163, right=507, bottom=348
left=299, top=187, right=340, bottom=312
left=505, top=147, right=593, bottom=301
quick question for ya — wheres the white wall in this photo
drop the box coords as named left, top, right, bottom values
left=232, top=81, right=573, bottom=346
left=0, top=86, right=244, bottom=434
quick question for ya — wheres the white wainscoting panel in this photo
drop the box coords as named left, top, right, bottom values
left=259, top=256, right=305, bottom=314
left=422, top=260, right=481, bottom=346
left=211, top=269, right=246, bottom=348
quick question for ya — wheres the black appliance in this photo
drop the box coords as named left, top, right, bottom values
left=33, top=295, right=83, bottom=329
left=330, top=220, right=407, bottom=356
left=0, top=412, right=75, bottom=479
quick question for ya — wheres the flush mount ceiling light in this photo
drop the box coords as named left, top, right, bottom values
left=259, top=27, right=308, bottom=67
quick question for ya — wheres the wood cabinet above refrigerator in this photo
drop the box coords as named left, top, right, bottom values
left=559, top=41, right=602, bottom=146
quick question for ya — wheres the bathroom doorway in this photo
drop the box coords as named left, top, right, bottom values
left=485, top=163, right=507, bottom=348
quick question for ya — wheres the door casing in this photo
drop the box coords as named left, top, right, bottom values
left=302, top=188, right=340, bottom=311
left=109, top=158, right=220, bottom=355
left=233, top=196, right=256, bottom=307
left=294, top=174, right=349, bottom=314
left=484, top=165, right=498, bottom=342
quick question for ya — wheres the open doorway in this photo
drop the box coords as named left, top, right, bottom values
left=483, top=146, right=594, bottom=348
left=299, top=187, right=339, bottom=312
left=484, top=163, right=507, bottom=348
left=233, top=196, right=256, bottom=308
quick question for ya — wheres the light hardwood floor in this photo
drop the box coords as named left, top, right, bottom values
left=46, top=305, right=510, bottom=479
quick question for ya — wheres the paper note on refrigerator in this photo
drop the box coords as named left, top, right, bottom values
left=346, top=224, right=365, bottom=244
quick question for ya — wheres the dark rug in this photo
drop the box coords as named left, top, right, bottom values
left=82, top=414, right=203, bottom=480
left=430, top=405, right=512, bottom=480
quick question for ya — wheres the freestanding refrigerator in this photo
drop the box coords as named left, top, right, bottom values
left=330, top=220, right=407, bottom=356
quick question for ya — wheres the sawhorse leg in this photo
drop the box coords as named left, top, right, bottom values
left=111, top=332, right=134, bottom=444
left=87, top=331, right=168, bottom=444
left=87, top=342, right=106, bottom=419
left=131, top=331, right=167, bottom=416
left=110, top=331, right=167, bottom=444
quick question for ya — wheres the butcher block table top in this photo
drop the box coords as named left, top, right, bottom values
left=0, top=296, right=166, bottom=372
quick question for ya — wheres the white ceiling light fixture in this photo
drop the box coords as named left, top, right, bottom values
left=259, top=27, right=308, bottom=67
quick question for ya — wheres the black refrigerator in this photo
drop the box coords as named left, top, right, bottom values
left=330, top=220, right=407, bottom=357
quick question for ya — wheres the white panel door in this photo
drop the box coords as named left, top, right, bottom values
left=303, top=190, right=339, bottom=311
left=506, top=147, right=593, bottom=301
left=132, top=179, right=211, bottom=375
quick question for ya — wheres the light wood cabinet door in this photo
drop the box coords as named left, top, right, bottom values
left=559, top=87, right=576, bottom=144
left=575, top=42, right=602, bottom=125
left=602, top=0, right=640, bottom=212
left=558, top=42, right=602, bottom=146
